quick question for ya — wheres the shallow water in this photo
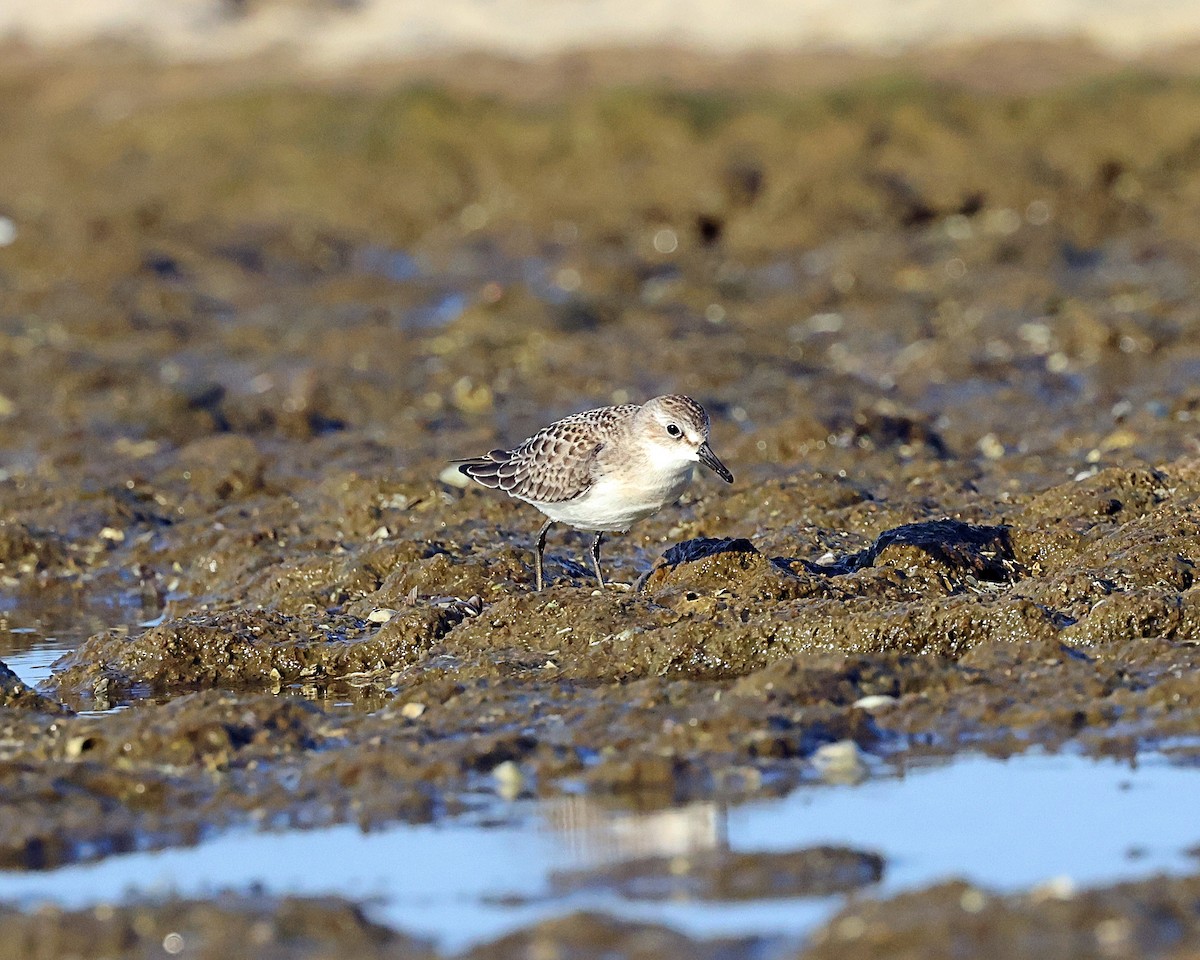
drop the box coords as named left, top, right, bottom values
left=0, top=751, right=1194, bottom=951
left=1, top=590, right=162, bottom=689
left=3, top=639, right=73, bottom=690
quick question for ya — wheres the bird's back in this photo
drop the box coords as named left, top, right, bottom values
left=456, top=404, right=638, bottom=505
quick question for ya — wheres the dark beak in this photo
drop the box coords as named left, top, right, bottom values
left=697, top=442, right=734, bottom=483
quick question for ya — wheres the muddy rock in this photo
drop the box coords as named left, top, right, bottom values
left=0, top=687, right=454, bottom=869
left=728, top=654, right=926, bottom=707
left=1019, top=467, right=1174, bottom=533
left=442, top=591, right=687, bottom=681
left=465, top=912, right=753, bottom=960
left=46, top=607, right=458, bottom=700
left=0, top=659, right=65, bottom=713
left=638, top=536, right=809, bottom=600
left=552, top=846, right=884, bottom=900
left=0, top=896, right=433, bottom=960
left=0, top=521, right=70, bottom=577
left=844, top=520, right=1021, bottom=587
left=802, top=876, right=1200, bottom=959
left=173, top=433, right=268, bottom=503
left=766, top=594, right=1063, bottom=657
left=1061, top=587, right=1200, bottom=648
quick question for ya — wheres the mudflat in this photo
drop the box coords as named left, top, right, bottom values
left=2, top=43, right=1200, bottom=958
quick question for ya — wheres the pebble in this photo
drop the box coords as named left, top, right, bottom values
left=977, top=433, right=1006, bottom=460
left=492, top=759, right=524, bottom=799
left=1030, top=875, right=1076, bottom=901
left=959, top=887, right=988, bottom=912
left=811, top=739, right=869, bottom=784
left=852, top=694, right=898, bottom=711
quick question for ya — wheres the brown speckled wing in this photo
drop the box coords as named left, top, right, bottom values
left=456, top=405, right=636, bottom=504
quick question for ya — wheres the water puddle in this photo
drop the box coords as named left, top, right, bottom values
left=0, top=587, right=161, bottom=690
left=0, top=629, right=74, bottom=690
left=0, top=751, right=1196, bottom=950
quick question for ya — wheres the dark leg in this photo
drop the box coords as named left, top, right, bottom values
left=534, top=518, right=554, bottom=591
left=589, top=532, right=606, bottom=589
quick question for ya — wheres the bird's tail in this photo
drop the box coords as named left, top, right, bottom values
left=449, top=450, right=513, bottom=490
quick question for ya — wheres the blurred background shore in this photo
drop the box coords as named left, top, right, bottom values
left=5, top=0, right=1200, bottom=64
left=3, top=0, right=1200, bottom=92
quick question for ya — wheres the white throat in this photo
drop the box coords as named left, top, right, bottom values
left=641, top=439, right=698, bottom=478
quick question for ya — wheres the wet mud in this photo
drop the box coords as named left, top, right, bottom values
left=1, top=873, right=1200, bottom=960
left=550, top=845, right=885, bottom=900
left=2, top=42, right=1200, bottom=957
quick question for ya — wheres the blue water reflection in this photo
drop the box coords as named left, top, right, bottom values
left=0, top=751, right=1194, bottom=950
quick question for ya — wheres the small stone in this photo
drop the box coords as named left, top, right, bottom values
left=959, top=887, right=987, bottom=912
left=1099, top=428, right=1137, bottom=451
left=492, top=759, right=524, bottom=799
left=1094, top=916, right=1133, bottom=949
left=99, top=526, right=126, bottom=543
left=367, top=608, right=396, bottom=623
left=1030, top=875, right=1076, bottom=901
left=451, top=377, right=493, bottom=413
left=811, top=740, right=869, bottom=784
left=400, top=701, right=426, bottom=719
left=852, top=694, right=898, bottom=711
left=977, top=433, right=1005, bottom=460
left=367, top=525, right=390, bottom=542
left=249, top=920, right=275, bottom=946
left=112, top=437, right=160, bottom=458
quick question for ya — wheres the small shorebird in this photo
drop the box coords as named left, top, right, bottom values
left=454, top=394, right=733, bottom=590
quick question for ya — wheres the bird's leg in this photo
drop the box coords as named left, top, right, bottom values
left=534, top=518, right=554, bottom=591
left=590, top=532, right=606, bottom=589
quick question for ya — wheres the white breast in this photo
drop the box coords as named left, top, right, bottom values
left=526, top=465, right=695, bottom=532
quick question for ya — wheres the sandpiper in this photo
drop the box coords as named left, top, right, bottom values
left=454, top=394, right=734, bottom=590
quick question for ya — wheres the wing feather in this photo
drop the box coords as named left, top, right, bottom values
left=454, top=404, right=635, bottom=503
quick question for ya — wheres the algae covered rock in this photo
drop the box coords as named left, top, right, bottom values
left=45, top=606, right=461, bottom=700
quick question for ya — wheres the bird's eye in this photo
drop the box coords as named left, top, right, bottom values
left=666, top=423, right=682, bottom=438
